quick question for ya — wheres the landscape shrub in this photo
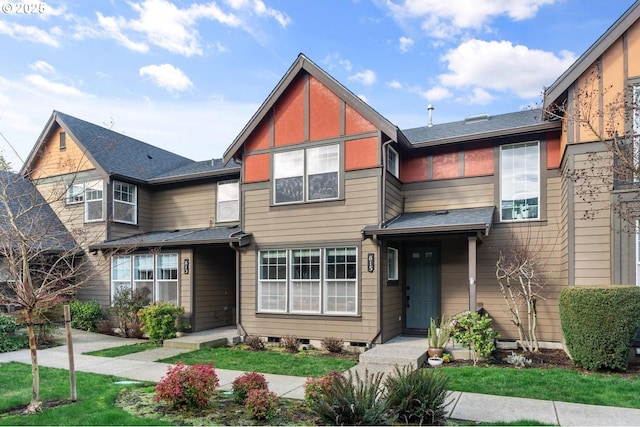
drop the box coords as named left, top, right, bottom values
left=245, top=334, right=265, bottom=351
left=320, top=336, right=344, bottom=353
left=138, top=302, right=185, bottom=344
left=559, top=286, right=640, bottom=371
left=384, top=365, right=451, bottom=426
left=68, top=299, right=103, bottom=332
left=450, top=311, right=499, bottom=365
left=154, top=363, right=219, bottom=410
left=231, top=371, right=268, bottom=404
left=0, top=313, right=28, bottom=352
left=306, top=369, right=393, bottom=425
left=109, top=287, right=150, bottom=338
left=280, top=335, right=299, bottom=353
left=244, top=389, right=280, bottom=420
left=303, top=370, right=344, bottom=407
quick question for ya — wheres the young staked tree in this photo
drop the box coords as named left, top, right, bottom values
left=495, top=227, right=551, bottom=352
left=544, top=63, right=640, bottom=230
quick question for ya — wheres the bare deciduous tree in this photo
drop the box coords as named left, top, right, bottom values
left=495, top=228, right=550, bottom=352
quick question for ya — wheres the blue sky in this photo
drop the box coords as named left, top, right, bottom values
left=0, top=0, right=636, bottom=169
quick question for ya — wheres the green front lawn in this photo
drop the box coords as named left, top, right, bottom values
left=158, top=346, right=358, bottom=377
left=442, top=365, right=640, bottom=409
left=84, top=342, right=160, bottom=358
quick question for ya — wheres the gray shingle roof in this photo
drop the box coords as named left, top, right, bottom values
left=149, top=158, right=241, bottom=182
left=363, top=206, right=495, bottom=237
left=401, top=109, right=554, bottom=146
left=55, top=111, right=195, bottom=181
left=0, top=171, right=76, bottom=252
left=89, top=226, right=251, bottom=250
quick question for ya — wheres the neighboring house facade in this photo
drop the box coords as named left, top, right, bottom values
left=21, top=112, right=248, bottom=332
left=20, top=1, right=640, bottom=346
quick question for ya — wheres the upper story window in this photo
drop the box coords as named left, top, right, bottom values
left=387, top=146, right=399, bottom=178
left=500, top=142, right=539, bottom=221
left=273, top=144, right=339, bottom=204
left=59, top=132, right=66, bottom=152
left=65, top=180, right=104, bottom=222
left=217, top=180, right=239, bottom=222
left=113, top=181, right=137, bottom=224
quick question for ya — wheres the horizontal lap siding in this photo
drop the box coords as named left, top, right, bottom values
left=193, top=247, right=235, bottom=331
left=403, top=182, right=494, bottom=212
left=239, top=176, right=380, bottom=343
left=153, top=183, right=216, bottom=230
left=440, top=239, right=470, bottom=319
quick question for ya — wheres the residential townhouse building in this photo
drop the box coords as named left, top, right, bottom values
left=20, top=0, right=640, bottom=348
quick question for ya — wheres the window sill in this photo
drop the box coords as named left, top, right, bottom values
left=270, top=198, right=345, bottom=210
left=256, top=312, right=360, bottom=321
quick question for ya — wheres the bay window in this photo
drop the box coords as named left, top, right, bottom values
left=258, top=246, right=358, bottom=315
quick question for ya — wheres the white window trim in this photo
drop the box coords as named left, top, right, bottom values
left=273, top=144, right=340, bottom=205
left=257, top=247, right=358, bottom=316
left=388, top=146, right=399, bottom=178
left=500, top=141, right=540, bottom=222
left=111, top=253, right=179, bottom=305
left=113, top=181, right=137, bottom=225
left=65, top=183, right=84, bottom=205
left=84, top=180, right=104, bottom=223
left=216, top=180, right=240, bottom=223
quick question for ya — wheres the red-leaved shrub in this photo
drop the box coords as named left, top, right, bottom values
left=303, top=370, right=345, bottom=406
left=154, top=363, right=219, bottom=410
left=231, top=371, right=268, bottom=404
left=245, top=388, right=280, bottom=420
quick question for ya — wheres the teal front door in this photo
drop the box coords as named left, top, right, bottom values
left=405, top=246, right=440, bottom=330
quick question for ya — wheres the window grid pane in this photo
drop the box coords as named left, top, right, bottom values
left=114, top=182, right=137, bottom=224
left=217, top=181, right=239, bottom=222
left=501, top=142, right=539, bottom=221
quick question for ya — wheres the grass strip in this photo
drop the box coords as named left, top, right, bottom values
left=442, top=366, right=640, bottom=409
left=158, top=346, right=358, bottom=377
left=84, top=342, right=160, bottom=358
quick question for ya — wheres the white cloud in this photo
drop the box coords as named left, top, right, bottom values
left=24, top=75, right=85, bottom=97
left=385, top=0, right=555, bottom=38
left=438, top=39, right=576, bottom=98
left=387, top=80, right=403, bottom=89
left=399, top=36, right=414, bottom=52
left=464, top=87, right=494, bottom=105
left=323, top=53, right=353, bottom=72
left=96, top=13, right=149, bottom=53
left=349, top=69, right=377, bottom=86
left=30, top=61, right=55, bottom=74
left=139, top=64, right=193, bottom=92
left=422, top=86, right=452, bottom=102
left=0, top=20, right=60, bottom=46
left=227, top=0, right=291, bottom=27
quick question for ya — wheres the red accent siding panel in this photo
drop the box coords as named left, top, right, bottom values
left=432, top=148, right=459, bottom=179
left=400, top=156, right=428, bottom=182
left=345, top=137, right=379, bottom=170
left=246, top=118, right=270, bottom=153
left=345, top=104, right=376, bottom=135
left=464, top=143, right=494, bottom=177
left=546, top=133, right=561, bottom=169
left=274, top=76, right=305, bottom=146
left=244, top=153, right=270, bottom=183
left=309, top=76, right=341, bottom=140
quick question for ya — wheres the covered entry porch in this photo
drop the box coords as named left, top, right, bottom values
left=362, top=206, right=495, bottom=342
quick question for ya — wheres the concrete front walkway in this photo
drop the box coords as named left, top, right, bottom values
left=1, top=329, right=640, bottom=426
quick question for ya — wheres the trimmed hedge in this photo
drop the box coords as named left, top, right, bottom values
left=559, top=286, right=640, bottom=371
left=69, top=299, right=103, bottom=332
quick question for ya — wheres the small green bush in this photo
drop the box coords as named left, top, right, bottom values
left=306, top=369, right=394, bottom=426
left=451, top=311, right=499, bottom=365
left=559, top=286, right=640, bottom=371
left=384, top=365, right=451, bottom=425
left=0, top=313, right=28, bottom=352
left=155, top=363, right=219, bottom=410
left=245, top=389, right=280, bottom=420
left=109, top=287, right=150, bottom=338
left=138, top=302, right=185, bottom=344
left=231, top=372, right=268, bottom=404
left=69, top=299, right=103, bottom=332
left=303, top=370, right=344, bottom=407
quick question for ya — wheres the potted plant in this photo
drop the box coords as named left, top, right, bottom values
left=427, top=317, right=451, bottom=358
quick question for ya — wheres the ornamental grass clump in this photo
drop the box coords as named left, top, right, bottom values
left=384, top=365, right=451, bottom=426
left=231, top=371, right=269, bottom=404
left=154, top=363, right=219, bottom=411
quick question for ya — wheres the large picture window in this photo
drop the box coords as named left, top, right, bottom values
left=111, top=253, right=179, bottom=305
left=273, top=144, right=339, bottom=204
left=113, top=181, right=137, bottom=224
left=258, top=246, right=357, bottom=315
left=500, top=142, right=539, bottom=221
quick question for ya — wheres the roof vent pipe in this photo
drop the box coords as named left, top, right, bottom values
left=427, top=104, right=434, bottom=127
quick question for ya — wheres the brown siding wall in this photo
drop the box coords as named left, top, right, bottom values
left=152, top=183, right=216, bottom=230
left=403, top=179, right=494, bottom=212
left=30, top=125, right=95, bottom=180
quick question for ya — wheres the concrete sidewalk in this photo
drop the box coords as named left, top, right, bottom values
left=1, top=330, right=640, bottom=426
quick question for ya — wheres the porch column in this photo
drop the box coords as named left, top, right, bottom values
left=468, top=236, right=477, bottom=312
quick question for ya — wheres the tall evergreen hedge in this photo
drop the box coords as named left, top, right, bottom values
left=559, top=286, right=640, bottom=371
